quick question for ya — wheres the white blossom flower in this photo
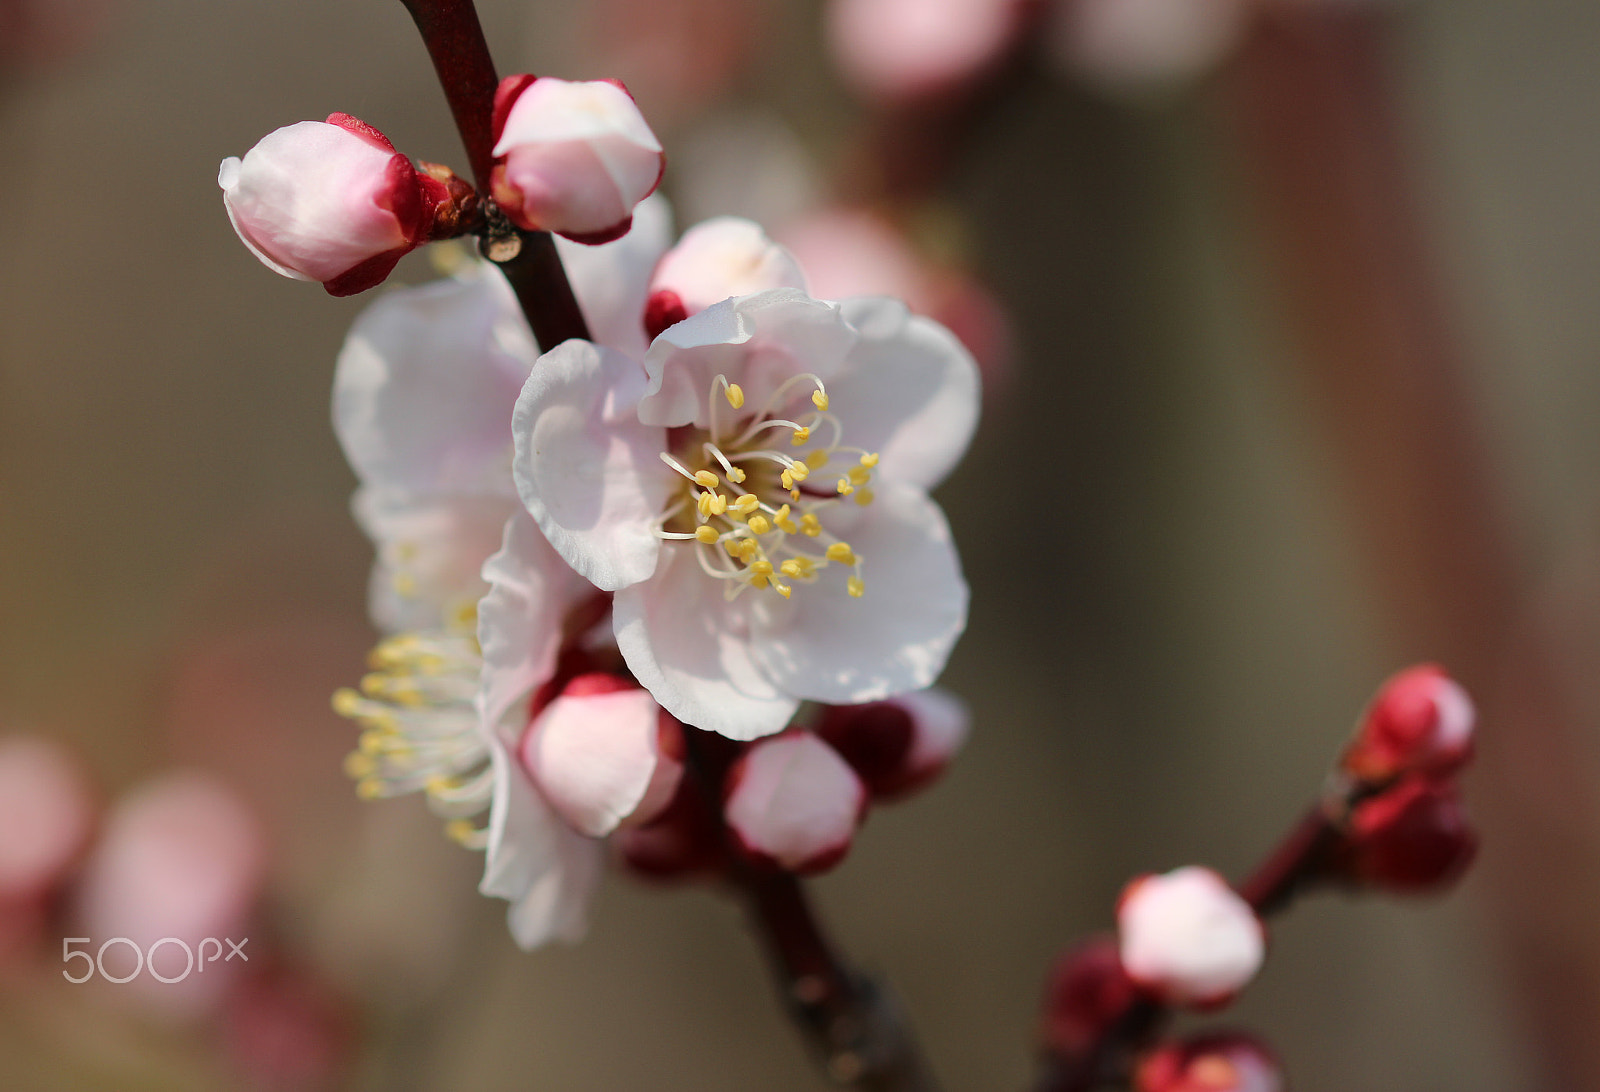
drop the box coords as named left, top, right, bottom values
left=513, top=287, right=978, bottom=740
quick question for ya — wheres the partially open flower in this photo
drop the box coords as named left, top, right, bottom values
left=1134, top=1033, right=1283, bottom=1092
left=491, top=76, right=665, bottom=244
left=724, top=731, right=867, bottom=873
left=1341, top=663, right=1475, bottom=783
left=1117, top=867, right=1265, bottom=1009
left=219, top=114, right=445, bottom=296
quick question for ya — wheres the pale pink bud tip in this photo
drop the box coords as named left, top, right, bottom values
left=1343, top=664, right=1475, bottom=782
left=817, top=687, right=969, bottom=800
left=724, top=733, right=867, bottom=874
left=219, top=115, right=441, bottom=296
left=828, top=0, right=1029, bottom=104
left=1135, top=1034, right=1283, bottom=1092
left=1117, top=867, right=1265, bottom=1009
left=0, top=735, right=95, bottom=900
left=491, top=76, right=665, bottom=244
left=649, top=217, right=806, bottom=318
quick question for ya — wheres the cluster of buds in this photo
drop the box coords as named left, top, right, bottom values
left=219, top=78, right=663, bottom=295
left=617, top=691, right=968, bottom=878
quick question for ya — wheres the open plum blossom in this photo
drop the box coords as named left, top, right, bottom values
left=513, top=287, right=979, bottom=739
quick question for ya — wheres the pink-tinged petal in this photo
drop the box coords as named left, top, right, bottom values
left=638, top=289, right=856, bottom=429
left=752, top=482, right=967, bottom=705
left=649, top=217, right=807, bottom=317
left=353, top=490, right=516, bottom=634
left=827, top=0, right=1028, bottom=104
left=520, top=686, right=679, bottom=837
left=511, top=340, right=669, bottom=591
left=831, top=296, right=980, bottom=492
left=0, top=736, right=94, bottom=900
left=724, top=733, right=866, bottom=873
left=556, top=194, right=673, bottom=359
left=334, top=265, right=534, bottom=498
left=896, top=687, right=970, bottom=781
left=1117, top=867, right=1265, bottom=1008
left=613, top=544, right=799, bottom=740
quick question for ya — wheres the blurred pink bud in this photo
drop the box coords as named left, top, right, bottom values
left=224, top=966, right=356, bottom=1092
left=649, top=217, right=806, bottom=318
left=490, top=75, right=665, bottom=244
left=1051, top=0, right=1248, bottom=94
left=1342, top=664, right=1474, bottom=783
left=519, top=673, right=684, bottom=838
left=75, top=772, right=265, bottom=1013
left=0, top=735, right=95, bottom=901
left=1039, top=935, right=1138, bottom=1056
left=1134, top=1033, right=1283, bottom=1092
left=1340, top=775, right=1478, bottom=895
left=724, top=732, right=867, bottom=874
left=219, top=114, right=445, bottom=296
left=827, top=0, right=1030, bottom=104
left=1117, top=867, right=1264, bottom=1009
left=815, top=687, right=969, bottom=800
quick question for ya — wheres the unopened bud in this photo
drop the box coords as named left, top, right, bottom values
left=219, top=114, right=446, bottom=296
left=0, top=735, right=95, bottom=901
left=490, top=76, right=665, bottom=244
left=1342, top=664, right=1475, bottom=783
left=613, top=775, right=726, bottom=881
left=1339, top=775, right=1478, bottom=895
left=724, top=732, right=867, bottom=874
left=519, top=674, right=683, bottom=838
left=1039, top=935, right=1139, bottom=1056
left=1117, top=867, right=1265, bottom=1009
left=827, top=0, right=1030, bottom=104
left=815, top=688, right=969, bottom=800
left=649, top=217, right=806, bottom=318
left=1134, top=1033, right=1283, bottom=1092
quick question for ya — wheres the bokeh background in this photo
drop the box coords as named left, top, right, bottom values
left=3, top=0, right=1598, bottom=1088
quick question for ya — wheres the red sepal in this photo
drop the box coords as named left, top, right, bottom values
left=491, top=74, right=541, bottom=146
left=324, top=112, right=396, bottom=154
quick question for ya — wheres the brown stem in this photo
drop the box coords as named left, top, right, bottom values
left=1236, top=805, right=1340, bottom=918
left=398, top=0, right=590, bottom=348
left=682, top=730, right=943, bottom=1092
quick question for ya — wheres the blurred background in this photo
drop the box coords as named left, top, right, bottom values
left=3, top=0, right=1598, bottom=1088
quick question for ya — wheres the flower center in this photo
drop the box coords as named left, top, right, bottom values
left=653, top=373, right=876, bottom=602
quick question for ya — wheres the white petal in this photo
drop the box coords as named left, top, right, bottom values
left=613, top=543, right=798, bottom=740
left=831, top=296, right=980, bottom=492
left=334, top=266, right=534, bottom=497
left=724, top=733, right=865, bottom=871
left=353, top=489, right=516, bottom=633
left=521, top=688, right=670, bottom=837
left=557, top=195, right=672, bottom=358
left=895, top=686, right=971, bottom=772
left=511, top=341, right=670, bottom=591
left=751, top=482, right=967, bottom=704
left=638, top=289, right=856, bottom=429
left=494, top=78, right=662, bottom=154
left=1117, top=866, right=1264, bottom=1005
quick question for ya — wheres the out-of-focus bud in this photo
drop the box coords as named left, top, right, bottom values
left=223, top=965, right=356, bottom=1092
left=519, top=673, right=684, bottom=838
left=1050, top=0, right=1248, bottom=95
left=219, top=114, right=448, bottom=296
left=1039, top=935, right=1139, bottom=1057
left=815, top=688, right=969, bottom=800
left=1134, top=1033, right=1283, bottom=1092
left=1117, top=867, right=1265, bottom=1009
left=0, top=735, right=95, bottom=901
left=1341, top=664, right=1474, bottom=783
left=648, top=217, right=806, bottom=323
left=723, top=732, right=867, bottom=874
left=614, top=774, right=727, bottom=881
left=1338, top=775, right=1478, bottom=894
left=490, top=75, right=665, bottom=245
left=826, top=0, right=1030, bottom=104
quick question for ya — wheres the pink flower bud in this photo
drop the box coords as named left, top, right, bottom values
left=815, top=688, right=969, bottom=800
left=519, top=673, right=684, bottom=838
left=827, top=0, right=1030, bottom=104
left=1117, top=867, right=1265, bottom=1009
left=0, top=735, right=95, bottom=902
left=724, top=732, right=867, bottom=874
left=613, top=775, right=727, bottom=881
left=1342, top=664, right=1475, bottom=783
left=219, top=114, right=445, bottom=296
left=490, top=75, right=665, bottom=245
left=649, top=217, right=806, bottom=319
left=1039, top=935, right=1139, bottom=1056
left=1134, top=1033, right=1283, bottom=1092
left=1339, top=775, right=1478, bottom=894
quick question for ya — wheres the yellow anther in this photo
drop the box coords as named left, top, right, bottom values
left=780, top=468, right=793, bottom=490
left=836, top=478, right=855, bottom=496
left=343, top=752, right=376, bottom=780
left=847, top=465, right=872, bottom=486
left=780, top=559, right=806, bottom=578
left=697, top=491, right=715, bottom=517
left=727, top=466, right=747, bottom=484
left=847, top=576, right=865, bottom=598
left=392, top=571, right=418, bottom=597
left=694, top=470, right=720, bottom=489
left=854, top=488, right=875, bottom=507
left=826, top=542, right=857, bottom=565
left=806, top=449, right=830, bottom=470
left=774, top=581, right=793, bottom=599
left=723, top=538, right=743, bottom=558
left=725, top=383, right=745, bottom=409
left=790, top=426, right=811, bottom=446
left=695, top=525, right=720, bottom=545
left=859, top=452, right=880, bottom=468
left=332, top=688, right=363, bottom=717
left=709, top=492, right=728, bottom=515
left=749, top=560, right=774, bottom=577
left=787, top=461, right=810, bottom=482
left=424, top=775, right=453, bottom=797
left=800, top=514, right=822, bottom=537
left=731, top=493, right=760, bottom=515
left=444, top=819, right=477, bottom=845
left=356, top=778, right=385, bottom=801
left=775, top=505, right=798, bottom=533
left=749, top=573, right=770, bottom=589
left=736, top=539, right=760, bottom=561
left=359, top=673, right=387, bottom=697
left=359, top=730, right=388, bottom=755
left=748, top=515, right=772, bottom=535
left=812, top=390, right=829, bottom=411
left=790, top=488, right=801, bottom=502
